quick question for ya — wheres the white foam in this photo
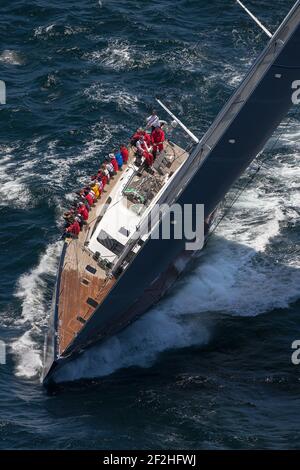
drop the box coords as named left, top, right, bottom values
left=11, top=242, right=62, bottom=379
left=0, top=144, right=32, bottom=208
left=83, top=83, right=139, bottom=111
left=85, top=39, right=155, bottom=71
left=11, top=330, right=43, bottom=378
left=53, top=305, right=210, bottom=383
left=0, top=50, right=24, bottom=65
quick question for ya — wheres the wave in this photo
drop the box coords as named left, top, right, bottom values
left=0, top=144, right=32, bottom=209
left=84, top=39, right=156, bottom=71
left=11, top=242, right=62, bottom=378
left=0, top=50, right=24, bottom=65
left=83, top=83, right=140, bottom=111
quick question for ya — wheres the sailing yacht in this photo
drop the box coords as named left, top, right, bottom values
left=43, top=1, right=300, bottom=386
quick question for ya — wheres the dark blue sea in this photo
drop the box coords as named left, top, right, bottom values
left=0, top=0, right=300, bottom=450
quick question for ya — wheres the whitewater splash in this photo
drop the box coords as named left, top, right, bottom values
left=84, top=39, right=156, bottom=71
left=0, top=50, right=24, bottom=65
left=0, top=145, right=32, bottom=209
left=11, top=242, right=62, bottom=378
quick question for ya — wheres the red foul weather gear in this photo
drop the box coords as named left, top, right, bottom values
left=120, top=146, right=129, bottom=163
left=85, top=193, right=94, bottom=206
left=143, top=132, right=152, bottom=147
left=111, top=157, right=119, bottom=172
left=143, top=151, right=154, bottom=167
left=77, top=205, right=89, bottom=221
left=67, top=220, right=81, bottom=236
left=151, top=127, right=165, bottom=154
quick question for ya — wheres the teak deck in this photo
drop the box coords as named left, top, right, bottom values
left=58, top=141, right=189, bottom=355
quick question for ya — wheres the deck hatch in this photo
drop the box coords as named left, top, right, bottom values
left=86, top=265, right=97, bottom=275
left=87, top=297, right=99, bottom=309
left=77, top=316, right=86, bottom=324
left=119, top=226, right=130, bottom=237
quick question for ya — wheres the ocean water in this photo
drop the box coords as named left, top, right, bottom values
left=0, top=0, right=300, bottom=450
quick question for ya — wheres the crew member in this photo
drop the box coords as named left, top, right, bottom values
left=91, top=181, right=100, bottom=199
left=120, top=145, right=129, bottom=164
left=131, top=128, right=143, bottom=146
left=65, top=219, right=81, bottom=238
left=109, top=153, right=119, bottom=172
left=151, top=124, right=165, bottom=158
left=85, top=190, right=94, bottom=207
left=136, top=135, right=150, bottom=156
left=146, top=110, right=160, bottom=130
left=143, top=150, right=154, bottom=167
left=77, top=202, right=89, bottom=221
left=143, top=131, right=152, bottom=147
left=115, top=150, right=123, bottom=170
left=102, top=164, right=111, bottom=183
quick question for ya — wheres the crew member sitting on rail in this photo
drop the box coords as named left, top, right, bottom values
left=151, top=124, right=165, bottom=158
left=120, top=145, right=129, bottom=164
left=98, top=168, right=108, bottom=188
left=63, top=209, right=75, bottom=225
left=105, top=159, right=116, bottom=177
left=146, top=110, right=160, bottom=131
left=109, top=153, right=119, bottom=172
left=84, top=189, right=95, bottom=207
left=91, top=181, right=100, bottom=199
left=65, top=219, right=81, bottom=238
left=75, top=214, right=84, bottom=230
left=100, top=164, right=110, bottom=184
left=77, top=202, right=89, bottom=221
left=115, top=150, right=123, bottom=170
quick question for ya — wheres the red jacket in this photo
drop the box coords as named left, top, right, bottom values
left=85, top=193, right=94, bottom=206
left=120, top=146, right=129, bottom=163
left=98, top=171, right=108, bottom=187
left=111, top=157, right=119, bottom=172
left=67, top=220, right=80, bottom=236
left=132, top=130, right=143, bottom=142
left=143, top=132, right=151, bottom=146
left=77, top=205, right=89, bottom=221
left=152, top=127, right=165, bottom=145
